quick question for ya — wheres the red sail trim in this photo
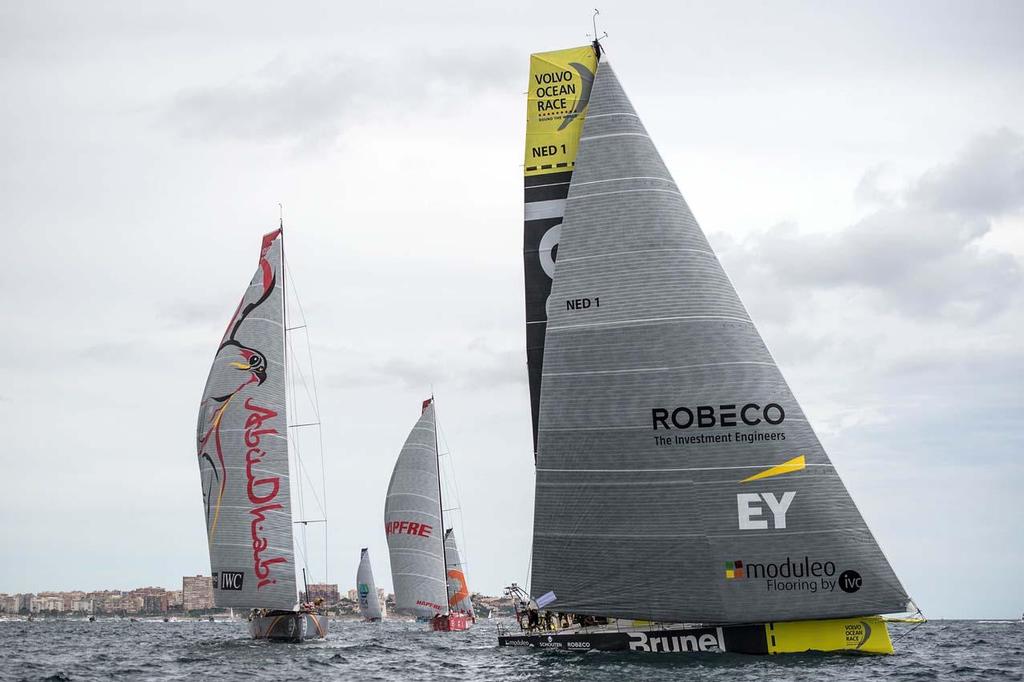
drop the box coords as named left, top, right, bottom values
left=422, top=397, right=433, bottom=413
left=259, top=229, right=282, bottom=293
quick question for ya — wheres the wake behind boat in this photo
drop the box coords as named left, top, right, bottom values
left=384, top=398, right=476, bottom=632
left=500, top=37, right=916, bottom=655
left=195, top=226, right=329, bottom=642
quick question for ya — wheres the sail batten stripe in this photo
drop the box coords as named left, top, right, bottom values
left=568, top=188, right=683, bottom=200
left=572, top=176, right=673, bottom=186
left=579, top=132, right=651, bottom=141
left=543, top=360, right=777, bottom=377
left=557, top=247, right=715, bottom=263
left=547, top=314, right=753, bottom=331
left=537, top=464, right=834, bottom=473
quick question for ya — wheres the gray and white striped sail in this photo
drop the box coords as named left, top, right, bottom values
left=357, top=548, right=383, bottom=620
left=444, top=528, right=474, bottom=616
left=530, top=61, right=910, bottom=624
left=196, top=229, right=296, bottom=610
left=384, top=401, right=448, bottom=618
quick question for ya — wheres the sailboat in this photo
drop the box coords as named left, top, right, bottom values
left=195, top=226, right=329, bottom=642
left=500, top=40, right=915, bottom=655
left=356, top=548, right=384, bottom=622
left=384, top=398, right=475, bottom=632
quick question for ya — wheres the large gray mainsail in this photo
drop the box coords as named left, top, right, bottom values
left=196, top=229, right=296, bottom=610
left=529, top=61, right=910, bottom=624
left=356, top=548, right=383, bottom=620
left=444, top=529, right=474, bottom=616
left=384, top=400, right=448, bottom=619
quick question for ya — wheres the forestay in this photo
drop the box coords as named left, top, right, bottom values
left=196, top=229, right=296, bottom=610
left=529, top=61, right=910, bottom=624
left=384, top=400, right=448, bottom=618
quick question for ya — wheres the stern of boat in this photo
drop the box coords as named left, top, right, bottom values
left=249, top=611, right=329, bottom=642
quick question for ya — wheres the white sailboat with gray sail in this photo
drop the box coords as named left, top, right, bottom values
left=195, top=224, right=329, bottom=641
left=500, top=35, right=918, bottom=655
left=384, top=398, right=475, bottom=631
left=357, top=548, right=384, bottom=622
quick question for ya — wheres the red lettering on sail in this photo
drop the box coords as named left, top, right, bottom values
left=244, top=399, right=287, bottom=589
left=385, top=521, right=433, bottom=537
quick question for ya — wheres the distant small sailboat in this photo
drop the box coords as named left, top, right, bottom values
left=195, top=225, right=329, bottom=642
left=501, top=37, right=915, bottom=655
left=384, top=398, right=475, bottom=632
left=357, top=548, right=384, bottom=622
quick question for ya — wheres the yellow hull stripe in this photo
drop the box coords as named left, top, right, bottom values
left=765, top=616, right=894, bottom=654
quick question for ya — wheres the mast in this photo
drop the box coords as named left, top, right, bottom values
left=431, top=395, right=450, bottom=614
left=279, top=206, right=296, bottom=605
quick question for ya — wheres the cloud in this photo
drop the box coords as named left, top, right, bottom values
left=721, top=129, right=1024, bottom=321
left=161, top=48, right=519, bottom=146
left=909, top=128, right=1024, bottom=215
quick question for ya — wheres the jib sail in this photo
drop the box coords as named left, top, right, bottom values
left=357, top=548, right=383, bottom=620
left=384, top=399, right=448, bottom=619
left=196, top=229, right=296, bottom=610
left=529, top=59, right=910, bottom=624
left=523, top=45, right=600, bottom=459
left=444, top=528, right=474, bottom=616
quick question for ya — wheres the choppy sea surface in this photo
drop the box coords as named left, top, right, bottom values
left=0, top=618, right=1021, bottom=681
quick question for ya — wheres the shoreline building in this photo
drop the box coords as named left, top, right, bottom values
left=182, top=575, right=214, bottom=612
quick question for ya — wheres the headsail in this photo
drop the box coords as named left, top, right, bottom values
left=196, top=229, right=296, bottom=610
left=356, top=548, right=383, bottom=620
left=444, top=528, right=474, bottom=616
left=529, top=60, right=910, bottom=624
left=384, top=399, right=448, bottom=618
left=523, top=45, right=600, bottom=459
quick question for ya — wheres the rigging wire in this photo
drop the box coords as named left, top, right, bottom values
left=286, top=262, right=329, bottom=586
left=434, top=398, right=469, bottom=571
left=283, top=251, right=330, bottom=589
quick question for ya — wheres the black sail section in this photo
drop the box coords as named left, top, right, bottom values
left=523, top=46, right=599, bottom=459
left=529, top=62, right=910, bottom=624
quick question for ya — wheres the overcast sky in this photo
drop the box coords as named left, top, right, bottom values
left=1, top=1, right=1021, bottom=619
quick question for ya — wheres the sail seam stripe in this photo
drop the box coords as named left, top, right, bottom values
left=536, top=528, right=859, bottom=538
left=525, top=180, right=571, bottom=190
left=539, top=419, right=810, bottom=431
left=542, top=361, right=778, bottom=377
left=568, top=188, right=683, bottom=200
left=585, top=112, right=641, bottom=119
left=572, top=176, right=674, bottom=186
left=558, top=248, right=714, bottom=263
left=392, top=573, right=446, bottom=583
left=385, top=492, right=442, bottom=504
left=537, top=464, right=833, bottom=473
left=580, top=132, right=651, bottom=141
left=233, top=316, right=283, bottom=327
left=548, top=315, right=753, bottom=331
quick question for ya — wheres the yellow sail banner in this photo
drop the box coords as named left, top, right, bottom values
left=524, top=45, right=599, bottom=177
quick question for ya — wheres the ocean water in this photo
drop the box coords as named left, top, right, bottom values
left=0, top=618, right=1021, bottom=681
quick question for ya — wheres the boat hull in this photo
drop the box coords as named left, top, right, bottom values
left=498, top=616, right=893, bottom=655
left=430, top=612, right=473, bottom=632
left=248, top=612, right=328, bottom=641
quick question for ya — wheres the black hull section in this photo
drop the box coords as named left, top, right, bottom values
left=499, top=624, right=764, bottom=654
left=249, top=612, right=328, bottom=642
left=498, top=616, right=895, bottom=655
